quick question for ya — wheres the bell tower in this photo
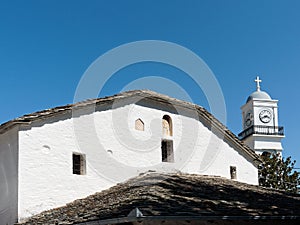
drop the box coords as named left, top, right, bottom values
left=238, top=76, right=284, bottom=155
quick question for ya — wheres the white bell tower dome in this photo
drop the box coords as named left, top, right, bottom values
left=238, top=76, right=284, bottom=155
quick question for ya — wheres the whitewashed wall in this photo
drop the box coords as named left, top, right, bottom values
left=244, top=135, right=283, bottom=155
left=0, top=127, right=18, bottom=225
left=18, top=101, right=258, bottom=221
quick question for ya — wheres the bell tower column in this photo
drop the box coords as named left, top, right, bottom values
left=238, top=76, right=284, bottom=156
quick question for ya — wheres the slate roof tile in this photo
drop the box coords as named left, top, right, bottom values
left=17, top=172, right=300, bottom=225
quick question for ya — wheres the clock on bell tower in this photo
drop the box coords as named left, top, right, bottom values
left=238, top=76, right=284, bottom=156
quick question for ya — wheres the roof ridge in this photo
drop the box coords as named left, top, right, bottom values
left=0, top=89, right=260, bottom=162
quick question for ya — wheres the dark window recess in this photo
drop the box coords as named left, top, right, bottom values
left=73, top=153, right=86, bottom=175
left=262, top=151, right=271, bottom=157
left=230, top=166, right=237, bottom=179
left=161, top=140, right=174, bottom=162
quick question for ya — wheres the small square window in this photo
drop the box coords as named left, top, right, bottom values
left=73, top=153, right=86, bottom=175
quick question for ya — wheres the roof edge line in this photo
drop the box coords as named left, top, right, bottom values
left=78, top=215, right=300, bottom=224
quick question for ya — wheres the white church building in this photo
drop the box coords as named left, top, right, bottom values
left=0, top=78, right=283, bottom=224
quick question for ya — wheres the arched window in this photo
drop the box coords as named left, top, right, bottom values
left=135, top=118, right=144, bottom=131
left=162, top=115, right=172, bottom=136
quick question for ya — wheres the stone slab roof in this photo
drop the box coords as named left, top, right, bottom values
left=18, top=172, right=300, bottom=225
left=0, top=90, right=260, bottom=164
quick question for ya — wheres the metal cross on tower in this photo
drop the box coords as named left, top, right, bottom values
left=255, top=76, right=262, bottom=91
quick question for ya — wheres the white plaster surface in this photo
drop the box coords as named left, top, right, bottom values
left=2, top=101, right=259, bottom=223
left=244, top=135, right=284, bottom=155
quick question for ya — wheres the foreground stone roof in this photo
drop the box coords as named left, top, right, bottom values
left=18, top=172, right=300, bottom=225
left=0, top=90, right=260, bottom=164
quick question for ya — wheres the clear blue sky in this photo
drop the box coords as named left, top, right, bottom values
left=1, top=1, right=300, bottom=166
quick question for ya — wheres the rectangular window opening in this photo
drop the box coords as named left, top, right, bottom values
left=230, top=166, right=237, bottom=180
left=73, top=153, right=86, bottom=175
left=161, top=140, right=174, bottom=163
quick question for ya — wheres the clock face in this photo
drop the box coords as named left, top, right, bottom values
left=245, top=110, right=253, bottom=127
left=259, top=109, right=272, bottom=123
